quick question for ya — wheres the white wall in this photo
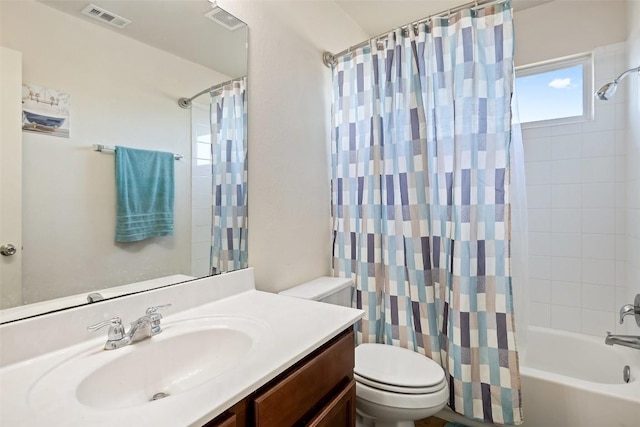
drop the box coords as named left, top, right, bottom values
left=218, top=1, right=368, bottom=293
left=625, top=1, right=640, bottom=334
left=0, top=1, right=227, bottom=303
left=514, top=0, right=627, bottom=66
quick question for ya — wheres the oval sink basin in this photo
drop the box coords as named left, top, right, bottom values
left=28, top=316, right=270, bottom=410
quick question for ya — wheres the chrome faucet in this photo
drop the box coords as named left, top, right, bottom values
left=88, top=304, right=172, bottom=350
left=619, top=294, right=640, bottom=326
left=605, top=332, right=640, bottom=350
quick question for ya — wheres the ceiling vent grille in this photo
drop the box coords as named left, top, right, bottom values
left=81, top=4, right=131, bottom=29
left=204, top=7, right=244, bottom=31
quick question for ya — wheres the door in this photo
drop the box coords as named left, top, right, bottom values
left=0, top=46, right=23, bottom=309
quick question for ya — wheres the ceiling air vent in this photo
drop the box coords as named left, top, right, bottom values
left=204, top=7, right=244, bottom=31
left=81, top=4, right=131, bottom=29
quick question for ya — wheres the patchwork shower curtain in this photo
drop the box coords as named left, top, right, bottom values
left=330, top=1, right=523, bottom=424
left=210, top=77, right=248, bottom=274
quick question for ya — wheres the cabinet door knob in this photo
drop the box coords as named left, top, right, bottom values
left=0, top=244, right=17, bottom=256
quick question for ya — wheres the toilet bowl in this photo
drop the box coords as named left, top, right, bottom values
left=353, top=343, right=448, bottom=427
left=279, top=277, right=449, bottom=427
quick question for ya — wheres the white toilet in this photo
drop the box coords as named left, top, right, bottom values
left=279, top=277, right=449, bottom=427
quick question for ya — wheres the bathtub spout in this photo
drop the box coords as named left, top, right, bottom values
left=605, top=332, right=640, bottom=350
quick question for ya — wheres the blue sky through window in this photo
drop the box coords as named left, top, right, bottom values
left=515, top=64, right=583, bottom=123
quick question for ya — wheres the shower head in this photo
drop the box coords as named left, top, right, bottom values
left=178, top=97, right=192, bottom=109
left=595, top=65, right=640, bottom=101
left=596, top=81, right=617, bottom=101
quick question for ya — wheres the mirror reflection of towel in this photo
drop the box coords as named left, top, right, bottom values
left=115, top=146, right=174, bottom=242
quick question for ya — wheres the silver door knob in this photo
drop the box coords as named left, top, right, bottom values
left=0, top=244, right=17, bottom=256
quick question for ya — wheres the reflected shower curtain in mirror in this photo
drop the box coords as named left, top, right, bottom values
left=210, top=77, right=248, bottom=274
left=330, top=1, right=522, bottom=424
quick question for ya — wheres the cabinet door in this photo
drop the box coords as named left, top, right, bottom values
left=307, top=379, right=356, bottom=427
left=253, top=329, right=354, bottom=427
left=203, top=412, right=236, bottom=427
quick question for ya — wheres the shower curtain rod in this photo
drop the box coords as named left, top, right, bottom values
left=177, top=75, right=246, bottom=109
left=322, top=0, right=503, bottom=67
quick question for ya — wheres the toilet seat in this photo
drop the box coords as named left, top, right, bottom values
left=355, top=379, right=449, bottom=410
left=354, top=372, right=447, bottom=395
left=354, top=344, right=445, bottom=388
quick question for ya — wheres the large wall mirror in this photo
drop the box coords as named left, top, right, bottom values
left=0, top=0, right=248, bottom=323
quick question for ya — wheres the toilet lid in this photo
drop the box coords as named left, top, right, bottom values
left=354, top=344, right=445, bottom=388
left=354, top=372, right=447, bottom=394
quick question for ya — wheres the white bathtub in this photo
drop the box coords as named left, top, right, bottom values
left=438, top=326, right=640, bottom=427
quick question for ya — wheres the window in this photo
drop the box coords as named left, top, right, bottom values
left=515, top=53, right=593, bottom=127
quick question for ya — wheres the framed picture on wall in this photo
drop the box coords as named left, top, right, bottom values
left=21, top=83, right=70, bottom=138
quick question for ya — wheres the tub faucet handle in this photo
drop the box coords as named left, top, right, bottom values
left=619, top=294, right=640, bottom=327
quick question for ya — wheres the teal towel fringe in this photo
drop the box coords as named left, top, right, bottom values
left=115, top=146, right=174, bottom=242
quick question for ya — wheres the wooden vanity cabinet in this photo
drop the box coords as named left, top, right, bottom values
left=204, top=328, right=355, bottom=427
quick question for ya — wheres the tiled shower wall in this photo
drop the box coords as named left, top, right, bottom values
left=523, top=42, right=628, bottom=337
left=191, top=103, right=213, bottom=278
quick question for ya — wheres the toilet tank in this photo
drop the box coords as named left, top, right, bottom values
left=278, top=277, right=353, bottom=307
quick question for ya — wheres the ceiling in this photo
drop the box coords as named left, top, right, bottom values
left=37, top=0, right=552, bottom=76
left=334, top=0, right=554, bottom=37
left=38, top=0, right=248, bottom=78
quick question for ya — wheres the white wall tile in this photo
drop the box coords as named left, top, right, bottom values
left=551, top=123, right=583, bottom=136
left=581, top=157, right=616, bottom=183
left=529, top=302, right=551, bottom=327
left=583, top=234, right=616, bottom=260
left=192, top=208, right=211, bottom=227
left=523, top=126, right=551, bottom=139
left=582, top=208, right=615, bottom=234
left=523, top=138, right=552, bottom=162
left=525, top=162, right=552, bottom=185
left=529, top=279, right=551, bottom=303
left=582, top=259, right=616, bottom=286
left=551, top=134, right=582, bottom=159
left=582, top=131, right=615, bottom=158
left=615, top=130, right=626, bottom=155
left=528, top=185, right=551, bottom=208
left=550, top=257, right=582, bottom=282
left=584, top=103, right=615, bottom=132
left=551, top=209, right=582, bottom=233
left=521, top=41, right=629, bottom=340
left=551, top=233, right=582, bottom=257
left=529, top=255, right=551, bottom=280
left=615, top=103, right=627, bottom=130
left=192, top=225, right=211, bottom=243
left=551, top=184, right=582, bottom=208
left=551, top=281, right=582, bottom=307
left=529, top=232, right=551, bottom=256
left=581, top=183, right=615, bottom=208
left=582, top=283, right=616, bottom=311
left=615, top=210, right=627, bottom=237
left=551, top=159, right=582, bottom=183
left=550, top=305, right=581, bottom=333
left=581, top=309, right=615, bottom=337
left=528, top=209, right=551, bottom=232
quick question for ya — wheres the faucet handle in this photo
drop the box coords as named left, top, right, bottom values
left=146, top=304, right=172, bottom=318
left=88, top=317, right=126, bottom=341
left=146, top=304, right=171, bottom=335
left=619, top=294, right=640, bottom=327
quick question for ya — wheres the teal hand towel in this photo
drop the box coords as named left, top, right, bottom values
left=115, top=146, right=174, bottom=242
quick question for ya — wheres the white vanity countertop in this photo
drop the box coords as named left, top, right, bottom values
left=0, top=273, right=364, bottom=426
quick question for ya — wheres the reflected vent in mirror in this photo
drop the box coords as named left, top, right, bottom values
left=81, top=4, right=131, bottom=29
left=204, top=7, right=244, bottom=31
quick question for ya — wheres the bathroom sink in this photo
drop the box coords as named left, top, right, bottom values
left=27, top=316, right=270, bottom=410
